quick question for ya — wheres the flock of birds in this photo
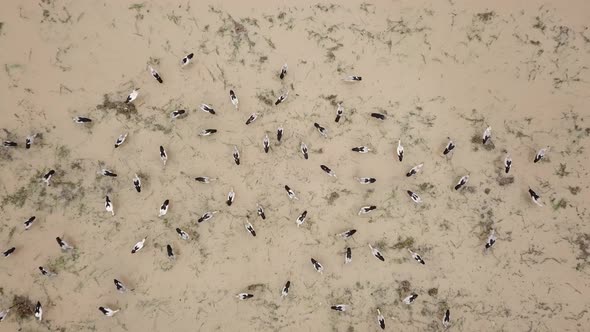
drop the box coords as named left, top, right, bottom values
left=0, top=51, right=552, bottom=329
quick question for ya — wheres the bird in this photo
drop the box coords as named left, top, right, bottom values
left=377, top=309, right=385, bottom=330
left=482, top=126, right=492, bottom=144
left=331, top=304, right=349, bottom=312
left=197, top=211, right=218, bottom=223
left=443, top=309, right=451, bottom=328
left=408, top=249, right=425, bottom=264
left=73, top=116, right=92, bottom=123
left=485, top=229, right=497, bottom=250
left=345, top=247, right=352, bottom=264
left=98, top=306, right=120, bottom=316
left=263, top=134, right=270, bottom=153
left=159, top=145, right=168, bottom=165
left=406, top=163, right=424, bottom=177
left=229, top=89, right=239, bottom=110
left=149, top=66, right=163, bottom=83
left=257, top=204, right=266, bottom=220
left=236, top=293, right=254, bottom=300
left=105, top=195, right=114, bottom=216
left=407, top=190, right=422, bottom=203
left=245, top=113, right=258, bottom=125
left=39, top=266, right=56, bottom=277
left=171, top=110, right=186, bottom=119
left=310, top=258, right=324, bottom=273
left=369, top=244, right=385, bottom=261
left=534, top=147, right=548, bottom=163
left=279, top=63, right=288, bottom=79
left=125, top=88, right=139, bottom=103
left=176, top=228, right=190, bottom=240
left=344, top=75, right=362, bottom=81
left=114, top=279, right=128, bottom=292
left=34, top=301, right=42, bottom=321
left=337, top=229, right=357, bottom=239
left=370, top=112, right=386, bottom=120
left=25, top=134, right=38, bottom=149
left=443, top=138, right=455, bottom=155
left=454, top=175, right=469, bottom=190
left=403, top=293, right=418, bottom=304
left=24, top=216, right=36, bottom=230
left=244, top=221, right=256, bottom=237
left=300, top=142, right=309, bottom=160
left=226, top=189, right=235, bottom=206
left=314, top=123, right=328, bottom=138
left=320, top=165, right=336, bottom=177
left=101, top=169, right=117, bottom=177
left=195, top=176, right=215, bottom=183
left=199, top=129, right=217, bottom=136
left=504, top=154, right=512, bottom=173
left=159, top=199, right=169, bottom=217
left=133, top=174, right=141, bottom=193
left=358, top=205, right=377, bottom=215
left=3, top=247, right=15, bottom=257
left=281, top=281, right=291, bottom=297
left=275, top=91, right=288, bottom=105
left=3, top=141, right=17, bottom=147
left=42, top=169, right=55, bottom=186
left=233, top=146, right=240, bottom=165
left=397, top=140, right=404, bottom=161
left=296, top=210, right=308, bottom=227
left=0, top=308, right=10, bottom=322
left=181, top=52, right=194, bottom=66
left=166, top=244, right=175, bottom=260
left=114, top=133, right=128, bottom=148
left=200, top=104, right=216, bottom=115
left=351, top=146, right=371, bottom=153
left=285, top=185, right=298, bottom=200
left=56, top=236, right=74, bottom=250
left=131, top=238, right=146, bottom=253
left=529, top=188, right=543, bottom=206
left=354, top=177, right=376, bottom=184
left=277, top=127, right=284, bottom=142
left=335, top=103, right=344, bottom=122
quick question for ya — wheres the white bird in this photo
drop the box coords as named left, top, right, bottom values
left=245, top=113, right=258, bottom=125
left=24, top=216, right=36, bottom=230
left=99, top=306, right=120, bottom=316
left=482, top=126, right=492, bottom=144
left=3, top=141, right=17, bottom=147
left=274, top=91, right=288, bottom=105
left=200, top=104, right=216, bottom=115
left=263, top=134, right=270, bottom=153
left=42, top=169, right=55, bottom=186
left=310, top=258, right=323, bottom=273
left=344, top=75, right=362, bottom=82
left=195, top=176, right=216, bottom=183
left=39, top=266, right=56, bottom=277
left=397, top=140, right=404, bottom=162
left=454, top=175, right=469, bottom=190
left=125, top=88, right=139, bottom=104
left=320, top=165, right=336, bottom=177
left=351, top=146, right=371, bottom=153
left=236, top=293, right=254, bottom=300
left=199, top=129, right=217, bottom=136
left=101, top=169, right=117, bottom=177
left=355, top=177, right=376, bottom=184
left=296, top=210, right=307, bottom=227
left=335, top=103, right=344, bottom=123
left=279, top=63, right=288, bottom=79
left=443, top=309, right=451, bottom=328
left=0, top=308, right=10, bottom=322
left=403, top=293, right=418, bottom=304
left=229, top=89, right=239, bottom=110
left=331, top=304, right=348, bottom=312
left=197, top=211, right=218, bottom=223
left=277, top=127, right=284, bottom=142
left=25, top=133, right=38, bottom=149
left=300, top=142, right=309, bottom=160
left=369, top=244, right=385, bottom=261
left=358, top=205, right=376, bottom=215
left=176, top=228, right=190, bottom=240
left=181, top=52, right=194, bottom=66
left=233, top=146, right=240, bottom=165
left=166, top=244, right=175, bottom=260
left=281, top=281, right=291, bottom=297
left=408, top=249, right=425, bottom=265
left=406, top=163, right=424, bottom=177
left=504, top=154, right=512, bottom=174
left=131, top=238, right=146, bottom=254
left=284, top=185, right=298, bottom=200
left=534, top=147, right=548, bottom=163
left=56, top=236, right=74, bottom=250
left=133, top=174, right=141, bottom=193
left=73, top=116, right=92, bottom=123
left=345, top=247, right=352, bottom=264
left=105, top=195, right=114, bottom=216
left=314, top=123, right=328, bottom=138
left=159, top=199, right=169, bottom=217
left=3, top=247, right=15, bottom=257
left=337, top=229, right=357, bottom=239
left=244, top=221, right=256, bottom=237
left=34, top=301, right=42, bottom=321
left=257, top=204, right=266, bottom=220
left=149, top=66, right=163, bottom=83
left=114, top=133, right=128, bottom=148
left=114, top=279, right=128, bottom=292
left=485, top=229, right=497, bottom=250
left=377, top=309, right=385, bottom=330
left=443, top=138, right=455, bottom=155
left=226, top=189, right=235, bottom=206
left=171, top=109, right=186, bottom=119
left=160, top=146, right=167, bottom=165
left=529, top=188, right=543, bottom=206
left=407, top=190, right=422, bottom=203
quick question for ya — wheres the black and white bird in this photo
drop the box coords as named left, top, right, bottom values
left=166, top=244, right=175, bottom=260
left=296, top=210, right=308, bottom=227
left=195, top=176, right=215, bottom=183
left=197, top=211, right=218, bottom=223
left=408, top=249, right=425, bottom=265
left=171, top=109, right=186, bottom=119
left=443, top=309, right=451, bottom=328
left=314, top=123, right=328, bottom=138
left=285, top=185, right=298, bottom=200
left=236, top=293, right=254, bottom=300
left=534, top=147, right=548, bottom=163
left=39, top=266, right=55, bottom=277
left=281, top=281, right=291, bottom=297
left=310, top=258, right=324, bottom=273
left=370, top=112, right=386, bottom=120
left=504, top=154, right=512, bottom=173
left=454, top=175, right=469, bottom=190
left=73, top=116, right=92, bottom=123
left=485, top=229, right=496, bottom=250
left=99, top=306, right=120, bottom=316
left=25, top=134, right=38, bottom=149
left=105, top=195, right=114, bottom=216
left=159, top=199, right=169, bottom=217
left=133, top=174, right=141, bottom=192
left=245, top=113, right=258, bottom=125
left=320, top=165, right=336, bottom=177
left=0, top=308, right=10, bottom=322
left=244, top=221, right=256, bottom=237
left=397, top=140, right=404, bottom=162
left=24, top=216, right=36, bottom=230
left=331, top=304, right=348, bottom=312
left=42, top=169, right=55, bottom=186
left=300, top=142, right=309, bottom=160
left=125, top=88, right=139, bottom=103
left=226, top=189, right=235, bottom=206
left=377, top=309, right=385, bottom=330
left=257, top=204, right=266, bottom=220
left=406, top=163, right=424, bottom=177
left=233, top=146, right=240, bottom=165
left=337, top=229, right=357, bottom=239
left=407, top=190, right=422, bottom=203
left=3, top=140, right=17, bottom=147
left=279, top=63, right=288, bottom=79
left=199, top=129, right=217, bottom=136
left=351, top=146, right=371, bottom=153
left=149, top=66, right=163, bottom=83
left=277, top=127, right=283, bottom=142
left=34, top=301, right=42, bottom=321
left=263, top=134, right=270, bottom=153
left=355, top=177, right=376, bottom=184
left=403, top=293, right=418, bottom=304
left=335, top=103, right=344, bottom=123
left=529, top=188, right=543, bottom=207
left=101, top=169, right=117, bottom=177
left=131, top=238, right=146, bottom=254
left=344, top=75, right=362, bottom=82
left=114, top=133, right=128, bottom=148
left=345, top=247, right=352, bottom=264
left=369, top=244, right=385, bottom=261
left=200, top=104, right=216, bottom=115
left=275, top=91, right=288, bottom=105
left=181, top=52, right=194, bottom=66
left=159, top=145, right=167, bottom=165
left=114, top=279, right=128, bottom=292
left=56, top=237, right=74, bottom=250
left=482, top=126, right=492, bottom=144
left=358, top=205, right=377, bottom=215
left=229, top=89, right=239, bottom=110
left=443, top=138, right=455, bottom=155
left=176, top=228, right=190, bottom=240
left=2, top=247, right=15, bottom=257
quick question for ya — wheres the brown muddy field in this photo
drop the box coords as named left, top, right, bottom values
left=1, top=0, right=589, bottom=331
